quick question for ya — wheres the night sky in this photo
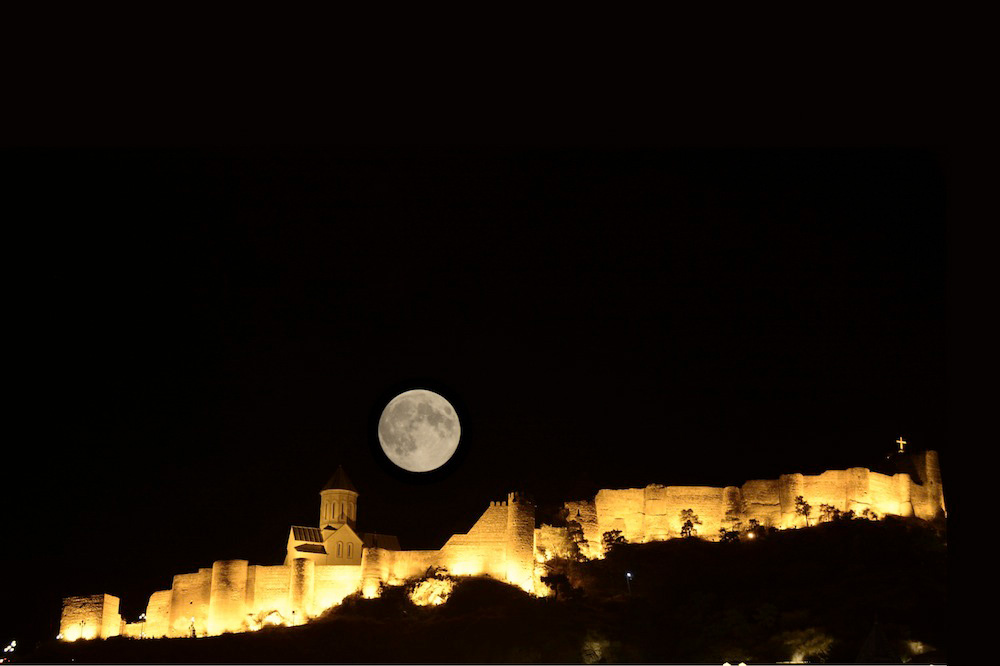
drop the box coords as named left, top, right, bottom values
left=2, top=148, right=947, bottom=650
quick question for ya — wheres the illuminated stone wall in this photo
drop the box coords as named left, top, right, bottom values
left=313, top=563, right=363, bottom=611
left=361, top=497, right=537, bottom=593
left=168, top=568, right=212, bottom=637
left=563, top=452, right=946, bottom=554
left=142, top=590, right=171, bottom=638
left=565, top=499, right=601, bottom=558
left=58, top=451, right=943, bottom=640
left=208, top=559, right=250, bottom=635
left=505, top=492, right=536, bottom=591
left=59, top=594, right=121, bottom=641
left=440, top=501, right=510, bottom=578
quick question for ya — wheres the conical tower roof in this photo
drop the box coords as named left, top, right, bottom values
left=322, top=465, right=358, bottom=493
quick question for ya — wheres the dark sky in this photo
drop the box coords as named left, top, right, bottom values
left=3, top=148, right=947, bottom=649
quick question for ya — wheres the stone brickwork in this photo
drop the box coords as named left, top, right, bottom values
left=59, top=594, right=121, bottom=641
left=58, top=451, right=943, bottom=640
left=562, top=451, right=946, bottom=555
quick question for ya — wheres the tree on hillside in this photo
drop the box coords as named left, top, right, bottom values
left=602, top=529, right=626, bottom=553
left=819, top=503, right=841, bottom=523
left=719, top=527, right=740, bottom=543
left=679, top=509, right=702, bottom=538
left=860, top=507, right=879, bottom=521
left=838, top=509, right=857, bottom=521
left=794, top=496, right=812, bottom=526
left=539, top=571, right=576, bottom=601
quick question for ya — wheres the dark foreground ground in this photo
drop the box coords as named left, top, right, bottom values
left=22, top=517, right=946, bottom=663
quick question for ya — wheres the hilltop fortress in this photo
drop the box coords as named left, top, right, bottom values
left=59, top=449, right=945, bottom=641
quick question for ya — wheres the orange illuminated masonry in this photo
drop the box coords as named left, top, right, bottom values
left=59, top=450, right=945, bottom=640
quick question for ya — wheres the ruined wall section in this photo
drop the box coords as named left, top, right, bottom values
left=910, top=450, right=946, bottom=520
left=564, top=499, right=600, bottom=559
left=563, top=452, right=946, bottom=553
left=142, top=590, right=172, bottom=638
left=593, top=488, right=644, bottom=546
left=59, top=594, right=121, bottom=641
left=739, top=478, right=782, bottom=526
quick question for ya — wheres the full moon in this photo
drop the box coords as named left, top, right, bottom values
left=378, top=389, right=461, bottom=472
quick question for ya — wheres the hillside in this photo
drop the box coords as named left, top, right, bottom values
left=22, top=516, right=946, bottom=663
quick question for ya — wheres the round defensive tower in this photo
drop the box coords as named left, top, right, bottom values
left=505, top=491, right=536, bottom=593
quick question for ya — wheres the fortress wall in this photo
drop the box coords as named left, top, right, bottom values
left=313, top=564, right=363, bottom=613
left=661, top=485, right=727, bottom=538
left=594, top=488, right=645, bottom=544
left=564, top=500, right=601, bottom=558
left=505, top=495, right=536, bottom=592
left=845, top=468, right=872, bottom=511
left=722, top=486, right=742, bottom=525
left=121, top=621, right=143, bottom=638
left=143, top=590, right=172, bottom=638
left=440, top=534, right=506, bottom=578
left=741, top=479, right=783, bottom=527
left=288, top=558, right=315, bottom=623
left=865, top=472, right=903, bottom=517
left=168, top=568, right=212, bottom=637
left=60, top=594, right=120, bottom=641
left=895, top=474, right=914, bottom=517
left=207, top=559, right=249, bottom=636
left=802, top=470, right=851, bottom=513
left=911, top=450, right=946, bottom=518
left=641, top=485, right=671, bottom=541
left=777, top=474, right=806, bottom=525
left=360, top=547, right=390, bottom=597
left=247, top=565, right=292, bottom=621
left=439, top=502, right=511, bottom=578
left=385, top=549, right=439, bottom=582
left=909, top=481, right=934, bottom=521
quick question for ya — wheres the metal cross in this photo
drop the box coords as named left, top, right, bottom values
left=896, top=437, right=906, bottom=452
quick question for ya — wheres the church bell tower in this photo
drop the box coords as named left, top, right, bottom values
left=319, top=465, right=358, bottom=530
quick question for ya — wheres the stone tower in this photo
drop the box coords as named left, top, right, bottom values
left=320, top=466, right=358, bottom=530
left=504, top=491, right=535, bottom=592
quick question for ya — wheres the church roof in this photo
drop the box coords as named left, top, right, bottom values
left=322, top=465, right=358, bottom=493
left=294, top=543, right=327, bottom=554
left=291, top=526, right=324, bottom=543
